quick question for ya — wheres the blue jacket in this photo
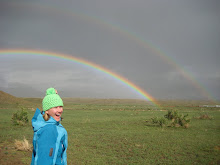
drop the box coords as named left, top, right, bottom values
left=31, top=108, right=68, bottom=165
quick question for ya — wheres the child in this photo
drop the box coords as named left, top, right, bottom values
left=31, top=88, right=68, bottom=165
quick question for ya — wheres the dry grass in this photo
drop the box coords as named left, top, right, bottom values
left=197, top=114, right=213, bottom=120
left=183, top=123, right=190, bottom=128
left=14, top=137, right=32, bottom=151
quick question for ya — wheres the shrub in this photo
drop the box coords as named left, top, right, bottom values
left=164, top=110, right=190, bottom=128
left=150, top=117, right=167, bottom=127
left=11, top=106, right=29, bottom=126
left=164, top=109, right=179, bottom=120
left=148, top=110, right=190, bottom=128
left=195, top=113, right=213, bottom=120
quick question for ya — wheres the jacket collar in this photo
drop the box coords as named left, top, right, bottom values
left=32, top=108, right=60, bottom=132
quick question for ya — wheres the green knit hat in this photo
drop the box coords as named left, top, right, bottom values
left=42, top=88, right=64, bottom=111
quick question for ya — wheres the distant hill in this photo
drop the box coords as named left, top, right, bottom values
left=62, top=98, right=151, bottom=105
left=0, top=90, right=34, bottom=107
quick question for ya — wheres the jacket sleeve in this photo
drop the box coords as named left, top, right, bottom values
left=33, top=125, right=58, bottom=165
left=62, top=132, right=68, bottom=165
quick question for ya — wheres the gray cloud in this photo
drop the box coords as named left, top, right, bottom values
left=0, top=0, right=219, bottom=100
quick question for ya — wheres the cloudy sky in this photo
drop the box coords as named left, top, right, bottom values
left=0, top=0, right=219, bottom=101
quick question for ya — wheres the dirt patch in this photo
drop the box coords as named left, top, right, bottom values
left=0, top=141, right=32, bottom=165
left=214, top=146, right=220, bottom=151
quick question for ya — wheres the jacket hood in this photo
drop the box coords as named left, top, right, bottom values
left=32, top=108, right=60, bottom=132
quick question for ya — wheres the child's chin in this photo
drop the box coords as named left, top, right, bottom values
left=55, top=117, right=61, bottom=121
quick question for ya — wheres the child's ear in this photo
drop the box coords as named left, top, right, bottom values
left=45, top=111, right=48, bottom=114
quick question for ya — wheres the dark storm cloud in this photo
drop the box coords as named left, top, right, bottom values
left=0, top=0, right=219, bottom=100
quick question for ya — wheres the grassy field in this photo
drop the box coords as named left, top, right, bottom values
left=0, top=95, right=219, bottom=164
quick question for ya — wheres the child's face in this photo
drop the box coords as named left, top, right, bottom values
left=46, top=106, right=63, bottom=122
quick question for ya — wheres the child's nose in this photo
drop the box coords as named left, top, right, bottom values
left=57, top=106, right=63, bottom=112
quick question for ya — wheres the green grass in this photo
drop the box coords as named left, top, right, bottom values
left=0, top=100, right=219, bottom=164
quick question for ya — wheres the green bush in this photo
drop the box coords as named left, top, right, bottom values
left=11, top=106, right=29, bottom=126
left=164, top=109, right=179, bottom=120
left=150, top=117, right=167, bottom=127
left=164, top=110, right=190, bottom=128
left=149, top=110, right=190, bottom=128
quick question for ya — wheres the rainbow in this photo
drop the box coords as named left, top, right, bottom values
left=0, top=49, right=158, bottom=104
left=1, top=2, right=215, bottom=102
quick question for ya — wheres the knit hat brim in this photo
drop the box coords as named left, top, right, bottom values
left=42, top=88, right=63, bottom=111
